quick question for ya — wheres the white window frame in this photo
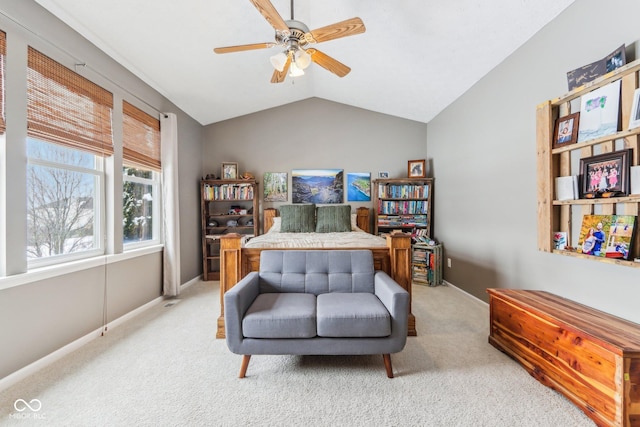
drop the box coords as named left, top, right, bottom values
left=122, top=167, right=162, bottom=250
left=26, top=140, right=106, bottom=269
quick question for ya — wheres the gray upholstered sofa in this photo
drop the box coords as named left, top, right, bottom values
left=224, top=250, right=410, bottom=378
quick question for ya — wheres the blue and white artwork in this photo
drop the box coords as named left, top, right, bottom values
left=346, top=172, right=371, bottom=202
left=577, top=80, right=620, bottom=143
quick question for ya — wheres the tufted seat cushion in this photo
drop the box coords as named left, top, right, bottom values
left=317, top=293, right=391, bottom=338
left=242, top=293, right=317, bottom=339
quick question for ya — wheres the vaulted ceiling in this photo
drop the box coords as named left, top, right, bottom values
left=35, top=0, right=575, bottom=125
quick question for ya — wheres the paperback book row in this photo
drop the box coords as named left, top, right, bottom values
left=203, top=183, right=254, bottom=201
left=378, top=200, right=429, bottom=215
left=377, top=214, right=428, bottom=227
left=377, top=184, right=428, bottom=199
left=412, top=243, right=443, bottom=286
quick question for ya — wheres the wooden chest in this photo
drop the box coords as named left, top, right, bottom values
left=487, top=288, right=640, bottom=427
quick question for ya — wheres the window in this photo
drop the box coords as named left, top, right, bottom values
left=122, top=101, right=161, bottom=247
left=26, top=47, right=113, bottom=265
left=27, top=139, right=104, bottom=261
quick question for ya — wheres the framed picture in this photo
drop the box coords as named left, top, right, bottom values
left=553, top=112, right=580, bottom=148
left=378, top=171, right=389, bottom=179
left=346, top=172, right=371, bottom=201
left=579, top=149, right=631, bottom=198
left=221, top=162, right=238, bottom=179
left=408, top=159, right=426, bottom=178
left=577, top=214, right=636, bottom=260
left=628, top=88, right=640, bottom=130
left=577, top=80, right=621, bottom=143
left=263, top=172, right=287, bottom=202
left=291, top=169, right=343, bottom=204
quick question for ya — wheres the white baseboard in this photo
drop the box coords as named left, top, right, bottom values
left=0, top=293, right=166, bottom=392
left=443, top=280, right=489, bottom=307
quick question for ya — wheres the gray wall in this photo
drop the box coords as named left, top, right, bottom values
left=0, top=0, right=203, bottom=380
left=203, top=98, right=428, bottom=232
left=427, top=0, right=640, bottom=323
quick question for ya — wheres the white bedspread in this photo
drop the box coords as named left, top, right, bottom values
left=244, top=230, right=387, bottom=248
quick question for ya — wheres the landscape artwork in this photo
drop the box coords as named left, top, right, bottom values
left=577, top=214, right=636, bottom=259
left=577, top=80, right=621, bottom=143
left=346, top=172, right=371, bottom=202
left=292, top=169, right=344, bottom=204
left=263, top=172, right=287, bottom=202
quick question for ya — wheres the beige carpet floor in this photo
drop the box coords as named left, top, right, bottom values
left=0, top=281, right=594, bottom=426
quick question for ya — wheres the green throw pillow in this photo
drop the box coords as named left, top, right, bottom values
left=279, top=204, right=316, bottom=232
left=316, top=205, right=352, bottom=233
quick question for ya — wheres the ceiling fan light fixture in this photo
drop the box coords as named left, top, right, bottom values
left=289, top=61, right=304, bottom=77
left=295, top=49, right=312, bottom=70
left=269, top=51, right=288, bottom=72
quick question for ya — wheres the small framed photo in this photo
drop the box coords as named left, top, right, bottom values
left=221, top=162, right=238, bottom=179
left=553, top=112, right=580, bottom=148
left=579, top=149, right=632, bottom=198
left=378, top=171, right=389, bottom=179
left=408, top=159, right=426, bottom=178
left=628, top=88, right=640, bottom=130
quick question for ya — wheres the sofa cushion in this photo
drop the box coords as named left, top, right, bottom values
left=242, top=293, right=317, bottom=339
left=259, top=250, right=375, bottom=295
left=316, top=293, right=391, bottom=338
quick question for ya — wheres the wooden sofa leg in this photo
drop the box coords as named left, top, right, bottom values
left=239, top=355, right=251, bottom=378
left=383, top=354, right=394, bottom=378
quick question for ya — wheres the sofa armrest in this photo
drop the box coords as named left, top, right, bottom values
left=374, top=271, right=410, bottom=338
left=224, top=272, right=260, bottom=352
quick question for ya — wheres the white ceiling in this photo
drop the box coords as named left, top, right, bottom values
left=36, top=0, right=574, bottom=126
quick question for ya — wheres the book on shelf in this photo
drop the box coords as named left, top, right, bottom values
left=377, top=183, right=429, bottom=199
left=203, top=182, right=254, bottom=201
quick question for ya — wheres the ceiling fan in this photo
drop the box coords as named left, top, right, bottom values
left=213, top=0, right=366, bottom=83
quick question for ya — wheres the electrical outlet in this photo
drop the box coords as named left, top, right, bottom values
left=447, top=258, right=452, bottom=268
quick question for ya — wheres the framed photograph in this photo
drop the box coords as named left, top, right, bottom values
left=408, top=159, right=426, bottom=178
left=577, top=80, right=621, bottom=143
left=577, top=214, right=636, bottom=260
left=263, top=172, right=288, bottom=202
left=628, top=88, right=640, bottom=130
left=347, top=172, right=371, bottom=201
left=378, top=171, right=389, bottom=179
left=291, top=169, right=343, bottom=204
left=579, top=149, right=631, bottom=198
left=221, top=162, right=238, bottom=180
left=553, top=112, right=580, bottom=148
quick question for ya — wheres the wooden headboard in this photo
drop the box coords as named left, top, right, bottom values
left=262, top=206, right=371, bottom=234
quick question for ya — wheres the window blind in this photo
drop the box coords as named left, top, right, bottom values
left=0, top=30, right=6, bottom=134
left=27, top=47, right=114, bottom=156
left=123, top=100, right=161, bottom=171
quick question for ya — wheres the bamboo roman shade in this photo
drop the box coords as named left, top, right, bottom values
left=122, top=101, right=161, bottom=171
left=0, top=30, right=6, bottom=134
left=27, top=47, right=114, bottom=156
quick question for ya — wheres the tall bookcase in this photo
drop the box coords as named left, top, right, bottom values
left=373, top=178, right=433, bottom=237
left=201, top=179, right=259, bottom=280
left=537, top=58, right=640, bottom=268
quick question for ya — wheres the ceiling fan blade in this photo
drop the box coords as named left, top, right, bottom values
left=307, top=17, right=366, bottom=44
left=214, top=42, right=275, bottom=54
left=249, top=0, right=290, bottom=34
left=271, top=56, right=291, bottom=83
left=307, top=48, right=350, bottom=78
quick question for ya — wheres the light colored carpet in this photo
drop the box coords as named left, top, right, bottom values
left=0, top=281, right=594, bottom=426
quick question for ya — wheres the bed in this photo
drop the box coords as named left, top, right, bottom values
left=215, top=205, right=415, bottom=338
